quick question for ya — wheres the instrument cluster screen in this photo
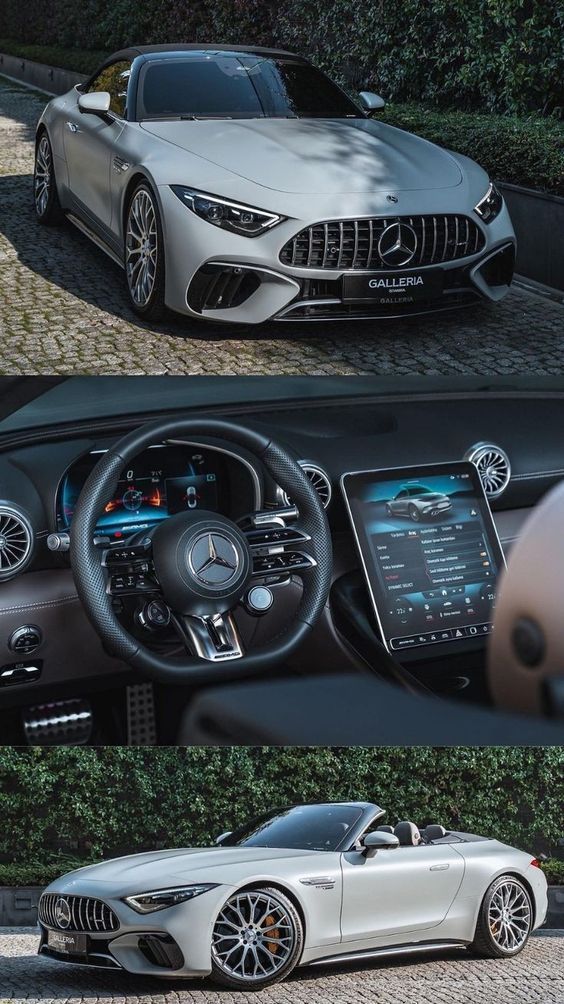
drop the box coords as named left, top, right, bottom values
left=58, top=445, right=225, bottom=538
left=341, top=462, right=505, bottom=657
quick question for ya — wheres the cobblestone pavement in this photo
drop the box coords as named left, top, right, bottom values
left=1, top=77, right=564, bottom=376
left=0, top=929, right=562, bottom=1004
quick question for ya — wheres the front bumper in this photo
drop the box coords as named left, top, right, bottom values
left=37, top=882, right=233, bottom=979
left=158, top=186, right=516, bottom=324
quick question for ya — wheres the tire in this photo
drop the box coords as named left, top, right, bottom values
left=210, top=886, right=303, bottom=990
left=471, top=875, right=533, bottom=958
left=409, top=505, right=421, bottom=522
left=34, top=131, right=64, bottom=225
left=124, top=181, right=166, bottom=320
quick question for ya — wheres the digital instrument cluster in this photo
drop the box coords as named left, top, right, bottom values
left=341, top=462, right=506, bottom=659
left=57, top=445, right=230, bottom=539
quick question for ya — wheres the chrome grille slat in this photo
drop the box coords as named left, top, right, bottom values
left=38, top=894, right=119, bottom=933
left=280, top=214, right=484, bottom=270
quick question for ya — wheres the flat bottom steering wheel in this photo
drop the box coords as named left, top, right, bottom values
left=70, top=419, right=332, bottom=684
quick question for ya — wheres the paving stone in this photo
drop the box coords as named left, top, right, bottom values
left=0, top=929, right=562, bottom=1003
left=1, top=77, right=563, bottom=377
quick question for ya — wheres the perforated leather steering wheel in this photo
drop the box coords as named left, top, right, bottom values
left=70, top=419, right=332, bottom=684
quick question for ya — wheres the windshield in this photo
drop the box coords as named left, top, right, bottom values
left=221, top=804, right=364, bottom=851
left=137, top=55, right=361, bottom=120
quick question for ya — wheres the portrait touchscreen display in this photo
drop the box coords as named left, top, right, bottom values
left=341, top=462, right=505, bottom=655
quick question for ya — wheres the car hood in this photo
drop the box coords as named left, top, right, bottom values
left=52, top=846, right=321, bottom=890
left=141, top=117, right=463, bottom=195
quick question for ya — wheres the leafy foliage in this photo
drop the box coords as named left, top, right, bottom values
left=378, top=104, right=564, bottom=197
left=0, top=748, right=563, bottom=879
left=0, top=1, right=562, bottom=116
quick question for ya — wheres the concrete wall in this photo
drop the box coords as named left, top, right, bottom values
left=0, top=51, right=86, bottom=95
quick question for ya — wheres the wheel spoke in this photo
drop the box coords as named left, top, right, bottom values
left=126, top=190, right=159, bottom=306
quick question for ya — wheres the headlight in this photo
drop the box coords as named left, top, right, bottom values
left=171, top=186, right=284, bottom=236
left=124, top=884, right=219, bottom=914
left=474, top=181, right=503, bottom=223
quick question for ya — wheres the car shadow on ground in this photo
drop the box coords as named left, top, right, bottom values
left=0, top=169, right=490, bottom=348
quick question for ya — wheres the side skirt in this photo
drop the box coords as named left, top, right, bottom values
left=66, top=213, right=124, bottom=269
left=306, top=939, right=468, bottom=968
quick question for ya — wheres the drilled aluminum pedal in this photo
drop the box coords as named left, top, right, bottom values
left=23, top=699, right=93, bottom=746
left=126, top=683, right=157, bottom=745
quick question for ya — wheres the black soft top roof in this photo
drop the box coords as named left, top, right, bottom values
left=109, top=43, right=306, bottom=63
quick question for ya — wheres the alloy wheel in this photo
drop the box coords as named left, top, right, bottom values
left=35, top=135, right=52, bottom=216
left=212, top=890, right=295, bottom=981
left=488, top=879, right=531, bottom=951
left=126, top=189, right=158, bottom=307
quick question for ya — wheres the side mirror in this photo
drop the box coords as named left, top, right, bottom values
left=78, top=91, right=112, bottom=118
left=361, top=831, right=399, bottom=857
left=215, top=831, right=232, bottom=845
left=359, top=91, right=386, bottom=112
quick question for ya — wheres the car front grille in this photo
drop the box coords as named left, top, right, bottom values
left=39, top=894, right=119, bottom=933
left=280, top=215, right=485, bottom=270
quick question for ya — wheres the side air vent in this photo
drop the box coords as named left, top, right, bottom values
left=0, top=506, right=33, bottom=580
left=464, top=443, right=511, bottom=499
left=283, top=462, right=332, bottom=509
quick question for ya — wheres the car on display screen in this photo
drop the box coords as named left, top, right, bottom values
left=37, top=801, right=547, bottom=989
left=34, top=44, right=515, bottom=326
left=385, top=484, right=452, bottom=521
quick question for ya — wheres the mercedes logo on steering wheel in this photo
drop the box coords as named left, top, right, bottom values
left=189, top=532, right=240, bottom=586
left=378, top=222, right=418, bottom=267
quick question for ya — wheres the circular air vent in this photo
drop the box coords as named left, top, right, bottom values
left=0, top=506, right=34, bottom=580
left=283, top=462, right=332, bottom=510
left=464, top=443, right=511, bottom=499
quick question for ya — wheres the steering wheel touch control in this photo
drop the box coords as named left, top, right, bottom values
left=70, top=418, right=332, bottom=684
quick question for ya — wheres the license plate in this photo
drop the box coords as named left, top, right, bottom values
left=342, top=269, right=444, bottom=303
left=47, top=929, right=88, bottom=955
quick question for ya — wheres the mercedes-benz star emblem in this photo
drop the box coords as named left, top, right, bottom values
left=378, top=221, right=418, bottom=267
left=55, top=897, right=72, bottom=929
left=189, top=533, right=239, bottom=586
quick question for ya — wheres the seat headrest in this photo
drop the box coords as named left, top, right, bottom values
left=376, top=825, right=394, bottom=834
left=423, top=824, right=447, bottom=842
left=394, top=821, right=422, bottom=846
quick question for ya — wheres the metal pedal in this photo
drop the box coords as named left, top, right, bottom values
left=126, top=683, right=157, bottom=745
left=23, top=699, right=93, bottom=746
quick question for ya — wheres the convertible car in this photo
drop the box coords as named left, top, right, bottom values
left=37, top=801, right=547, bottom=988
left=34, top=44, right=515, bottom=325
left=0, top=375, right=563, bottom=746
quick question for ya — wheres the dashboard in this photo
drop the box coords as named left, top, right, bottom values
left=0, top=385, right=564, bottom=715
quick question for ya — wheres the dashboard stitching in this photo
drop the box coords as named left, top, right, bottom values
left=0, top=596, right=79, bottom=615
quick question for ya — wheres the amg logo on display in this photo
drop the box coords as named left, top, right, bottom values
left=368, top=277, right=425, bottom=289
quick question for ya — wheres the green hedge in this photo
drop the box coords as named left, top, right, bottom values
left=0, top=0, right=562, bottom=117
left=0, top=748, right=563, bottom=869
left=0, top=38, right=107, bottom=75
left=379, top=104, right=564, bottom=197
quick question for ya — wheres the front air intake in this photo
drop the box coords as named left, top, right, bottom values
left=464, top=443, right=511, bottom=499
left=0, top=506, right=33, bottom=580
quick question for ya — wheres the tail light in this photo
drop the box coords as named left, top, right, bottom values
left=530, top=858, right=542, bottom=868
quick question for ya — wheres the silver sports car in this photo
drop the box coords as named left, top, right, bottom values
left=34, top=45, right=516, bottom=326
left=385, top=484, right=452, bottom=520
left=38, top=801, right=547, bottom=989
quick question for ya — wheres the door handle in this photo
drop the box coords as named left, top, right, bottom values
left=65, top=121, right=80, bottom=133
left=430, top=863, right=450, bottom=871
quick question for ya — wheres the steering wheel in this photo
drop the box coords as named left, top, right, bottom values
left=70, top=419, right=332, bottom=684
